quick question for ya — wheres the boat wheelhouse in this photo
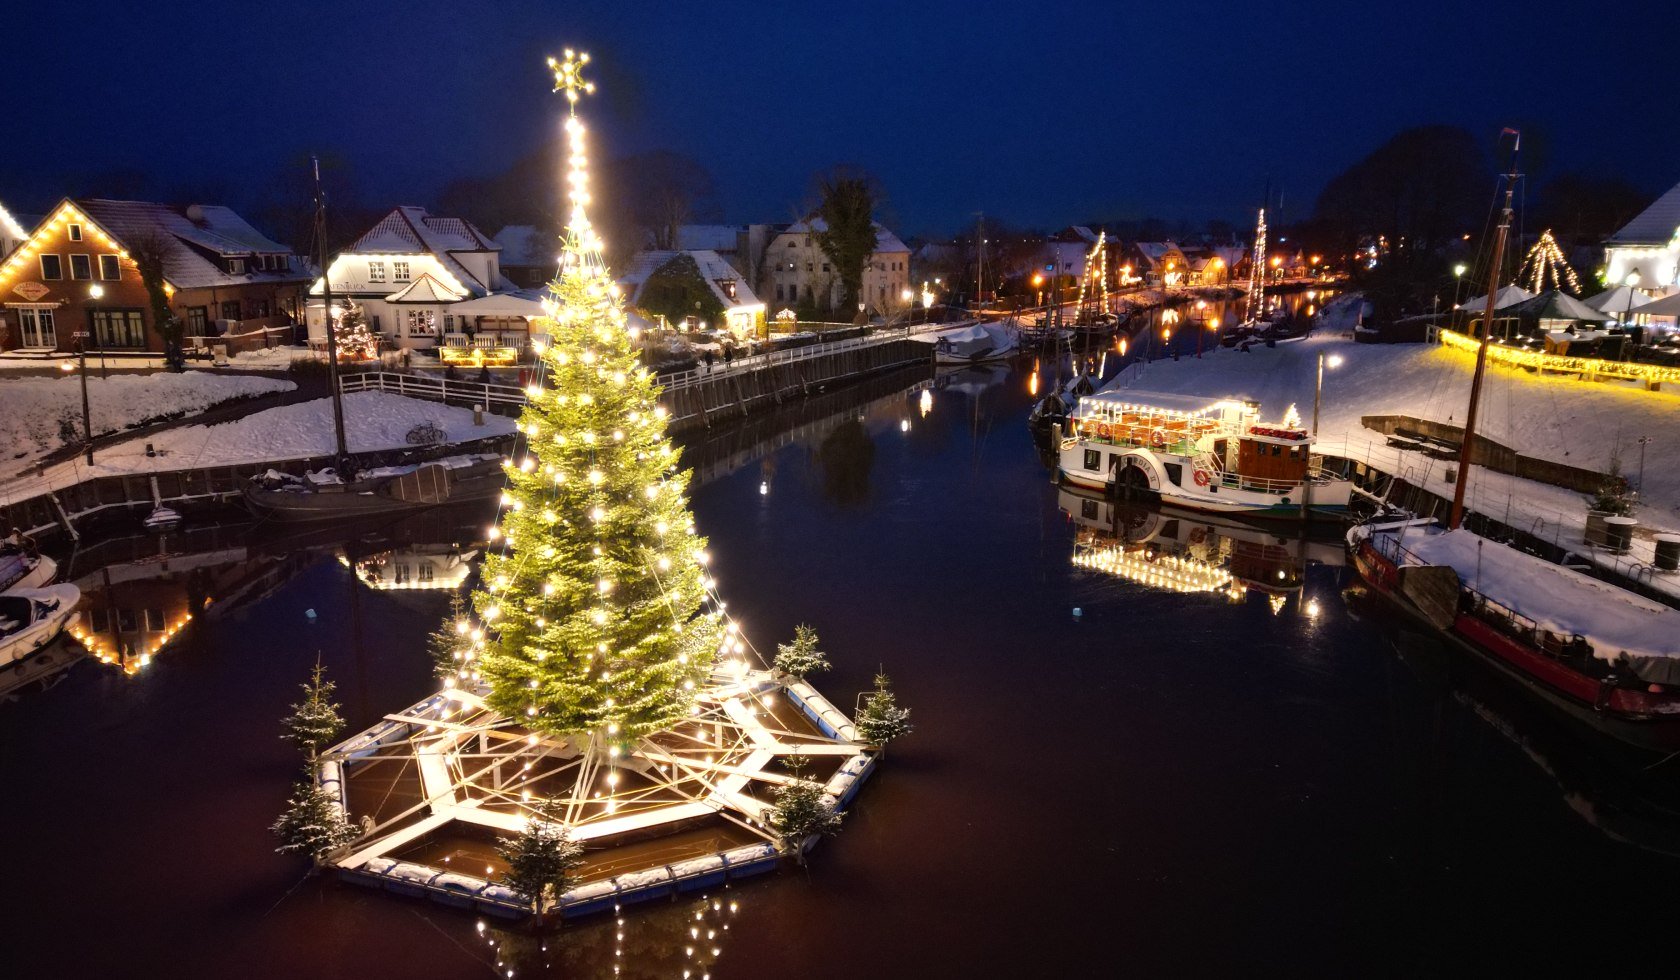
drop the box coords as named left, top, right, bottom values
left=1055, top=389, right=1354, bottom=517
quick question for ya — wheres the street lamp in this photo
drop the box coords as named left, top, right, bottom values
left=1032, top=273, right=1045, bottom=308
left=1312, top=352, right=1343, bottom=436
left=901, top=287, right=914, bottom=329
left=1452, top=263, right=1468, bottom=312
left=1623, top=269, right=1642, bottom=331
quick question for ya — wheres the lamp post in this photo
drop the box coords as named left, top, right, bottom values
left=73, top=330, right=93, bottom=465
left=1452, top=263, right=1468, bottom=318
left=1623, top=269, right=1641, bottom=333
left=1032, top=273, right=1045, bottom=309
left=1301, top=351, right=1343, bottom=519
left=901, top=287, right=914, bottom=331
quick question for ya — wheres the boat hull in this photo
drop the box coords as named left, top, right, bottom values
left=1, top=584, right=81, bottom=666
left=1057, top=441, right=1352, bottom=519
left=1351, top=536, right=1680, bottom=751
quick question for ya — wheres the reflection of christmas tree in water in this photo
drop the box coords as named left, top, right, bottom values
left=480, top=893, right=741, bottom=977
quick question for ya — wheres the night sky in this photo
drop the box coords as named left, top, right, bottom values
left=8, top=0, right=1673, bottom=237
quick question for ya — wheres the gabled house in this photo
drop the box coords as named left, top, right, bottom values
left=619, top=249, right=765, bottom=337
left=310, top=207, right=525, bottom=352
left=0, top=199, right=30, bottom=260
left=758, top=218, right=911, bottom=317
left=491, top=224, right=558, bottom=289
left=0, top=198, right=308, bottom=354
left=1604, top=179, right=1680, bottom=293
left=1128, top=241, right=1192, bottom=286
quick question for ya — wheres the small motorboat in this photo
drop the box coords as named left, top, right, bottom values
left=144, top=506, right=183, bottom=530
left=0, top=548, right=55, bottom=593
left=0, top=584, right=81, bottom=666
left=244, top=454, right=508, bottom=523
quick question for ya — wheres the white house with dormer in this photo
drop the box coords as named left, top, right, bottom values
left=309, top=206, right=543, bottom=353
left=758, top=218, right=910, bottom=317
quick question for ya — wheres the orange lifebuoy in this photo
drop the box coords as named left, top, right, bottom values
left=1097, top=422, right=1112, bottom=439
left=1150, top=428, right=1167, bottom=448
left=1193, top=470, right=1211, bottom=487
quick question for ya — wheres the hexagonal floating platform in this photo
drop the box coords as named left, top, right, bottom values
left=317, top=666, right=874, bottom=919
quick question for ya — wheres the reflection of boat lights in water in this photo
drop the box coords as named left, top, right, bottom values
left=1269, top=594, right=1288, bottom=616
left=478, top=892, right=741, bottom=975
left=1306, top=597, right=1321, bottom=618
left=1028, top=371, right=1039, bottom=397
left=1072, top=543, right=1240, bottom=597
left=918, top=388, right=932, bottom=417
left=900, top=419, right=910, bottom=433
left=759, top=481, right=769, bottom=495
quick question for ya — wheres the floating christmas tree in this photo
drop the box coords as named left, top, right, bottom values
left=471, top=49, right=722, bottom=741
left=1519, top=229, right=1581, bottom=294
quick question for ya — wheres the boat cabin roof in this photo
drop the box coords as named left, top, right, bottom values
left=1077, top=389, right=1253, bottom=419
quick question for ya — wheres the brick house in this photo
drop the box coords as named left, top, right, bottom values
left=0, top=198, right=309, bottom=354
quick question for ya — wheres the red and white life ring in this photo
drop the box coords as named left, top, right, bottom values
left=1193, top=470, right=1211, bottom=487
left=1150, top=428, right=1167, bottom=448
left=1097, top=422, right=1112, bottom=439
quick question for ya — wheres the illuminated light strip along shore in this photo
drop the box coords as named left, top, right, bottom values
left=1438, top=328, right=1680, bottom=387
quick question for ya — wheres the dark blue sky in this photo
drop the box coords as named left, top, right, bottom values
left=8, top=0, right=1673, bottom=238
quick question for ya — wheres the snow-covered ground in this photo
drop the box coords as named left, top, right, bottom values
left=0, top=372, right=294, bottom=478
left=1109, top=309, right=1680, bottom=524
left=0, top=392, right=516, bottom=500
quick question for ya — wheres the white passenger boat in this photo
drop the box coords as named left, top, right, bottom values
left=0, top=584, right=81, bottom=665
left=1055, top=389, right=1354, bottom=517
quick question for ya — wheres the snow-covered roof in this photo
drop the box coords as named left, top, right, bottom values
left=347, top=207, right=502, bottom=293
left=0, top=199, right=28, bottom=241
left=674, top=224, right=742, bottom=252
left=1608, top=181, right=1680, bottom=245
left=1053, top=225, right=1100, bottom=243
left=619, top=249, right=762, bottom=312
left=71, top=198, right=307, bottom=290
left=386, top=272, right=467, bottom=304
left=782, top=218, right=909, bottom=255
left=1133, top=241, right=1186, bottom=267
left=492, top=225, right=556, bottom=266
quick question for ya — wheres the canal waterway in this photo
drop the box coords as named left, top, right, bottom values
left=4, top=341, right=1680, bottom=977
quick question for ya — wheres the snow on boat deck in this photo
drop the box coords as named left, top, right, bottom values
left=1399, top=528, right=1680, bottom=682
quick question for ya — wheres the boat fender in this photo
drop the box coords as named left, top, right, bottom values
left=1193, top=470, right=1211, bottom=487
left=1150, top=428, right=1167, bottom=448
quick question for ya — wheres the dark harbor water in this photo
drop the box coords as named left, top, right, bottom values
left=6, top=351, right=1680, bottom=978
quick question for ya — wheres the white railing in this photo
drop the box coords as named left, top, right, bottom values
left=339, top=371, right=528, bottom=408
left=657, top=331, right=926, bottom=392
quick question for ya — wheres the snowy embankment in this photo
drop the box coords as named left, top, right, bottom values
left=0, top=372, right=294, bottom=476
left=1, top=391, right=516, bottom=497
left=1105, top=299, right=1680, bottom=529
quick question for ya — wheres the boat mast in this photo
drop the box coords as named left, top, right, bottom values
left=313, top=155, right=349, bottom=466
left=1245, top=207, right=1267, bottom=326
left=1448, top=129, right=1521, bottom=530
left=975, top=212, right=987, bottom=314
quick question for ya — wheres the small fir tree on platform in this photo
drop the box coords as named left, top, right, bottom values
left=283, top=662, right=345, bottom=762
left=429, top=594, right=477, bottom=681
left=272, top=779, right=359, bottom=862
left=855, top=672, right=912, bottom=749
left=497, top=797, right=585, bottom=917
left=473, top=52, right=722, bottom=741
left=773, top=623, right=830, bottom=678
left=766, top=756, right=842, bottom=863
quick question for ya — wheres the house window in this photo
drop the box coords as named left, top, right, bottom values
left=98, top=254, right=121, bottom=280
left=186, top=307, right=208, bottom=334
left=371, top=314, right=381, bottom=332
left=117, top=608, right=137, bottom=632
left=144, top=609, right=165, bottom=632
left=89, top=608, right=109, bottom=633
left=228, top=258, right=245, bottom=275
left=417, top=562, right=434, bottom=585
left=822, top=264, right=830, bottom=272
left=40, top=254, right=63, bottom=279
left=443, top=315, right=454, bottom=330
left=68, top=223, right=83, bottom=241
left=90, top=309, right=147, bottom=348
left=393, top=261, right=411, bottom=281
left=368, top=261, right=386, bottom=282
left=394, top=563, right=411, bottom=585
left=1083, top=449, right=1101, bottom=471
left=220, top=301, right=241, bottom=321
left=16, top=306, right=56, bottom=348
left=406, top=309, right=436, bottom=336
left=70, top=254, right=92, bottom=280
left=250, top=298, right=270, bottom=318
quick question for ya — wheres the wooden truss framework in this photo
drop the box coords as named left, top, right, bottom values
left=328, top=666, right=864, bottom=871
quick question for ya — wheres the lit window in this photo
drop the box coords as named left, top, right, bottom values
left=368, top=261, right=386, bottom=282
left=16, top=306, right=56, bottom=348
left=393, top=261, right=411, bottom=281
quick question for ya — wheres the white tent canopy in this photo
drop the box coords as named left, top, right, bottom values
left=1582, top=284, right=1645, bottom=316
left=449, top=291, right=548, bottom=318
left=1630, top=291, right=1680, bottom=318
left=1456, top=283, right=1533, bottom=311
